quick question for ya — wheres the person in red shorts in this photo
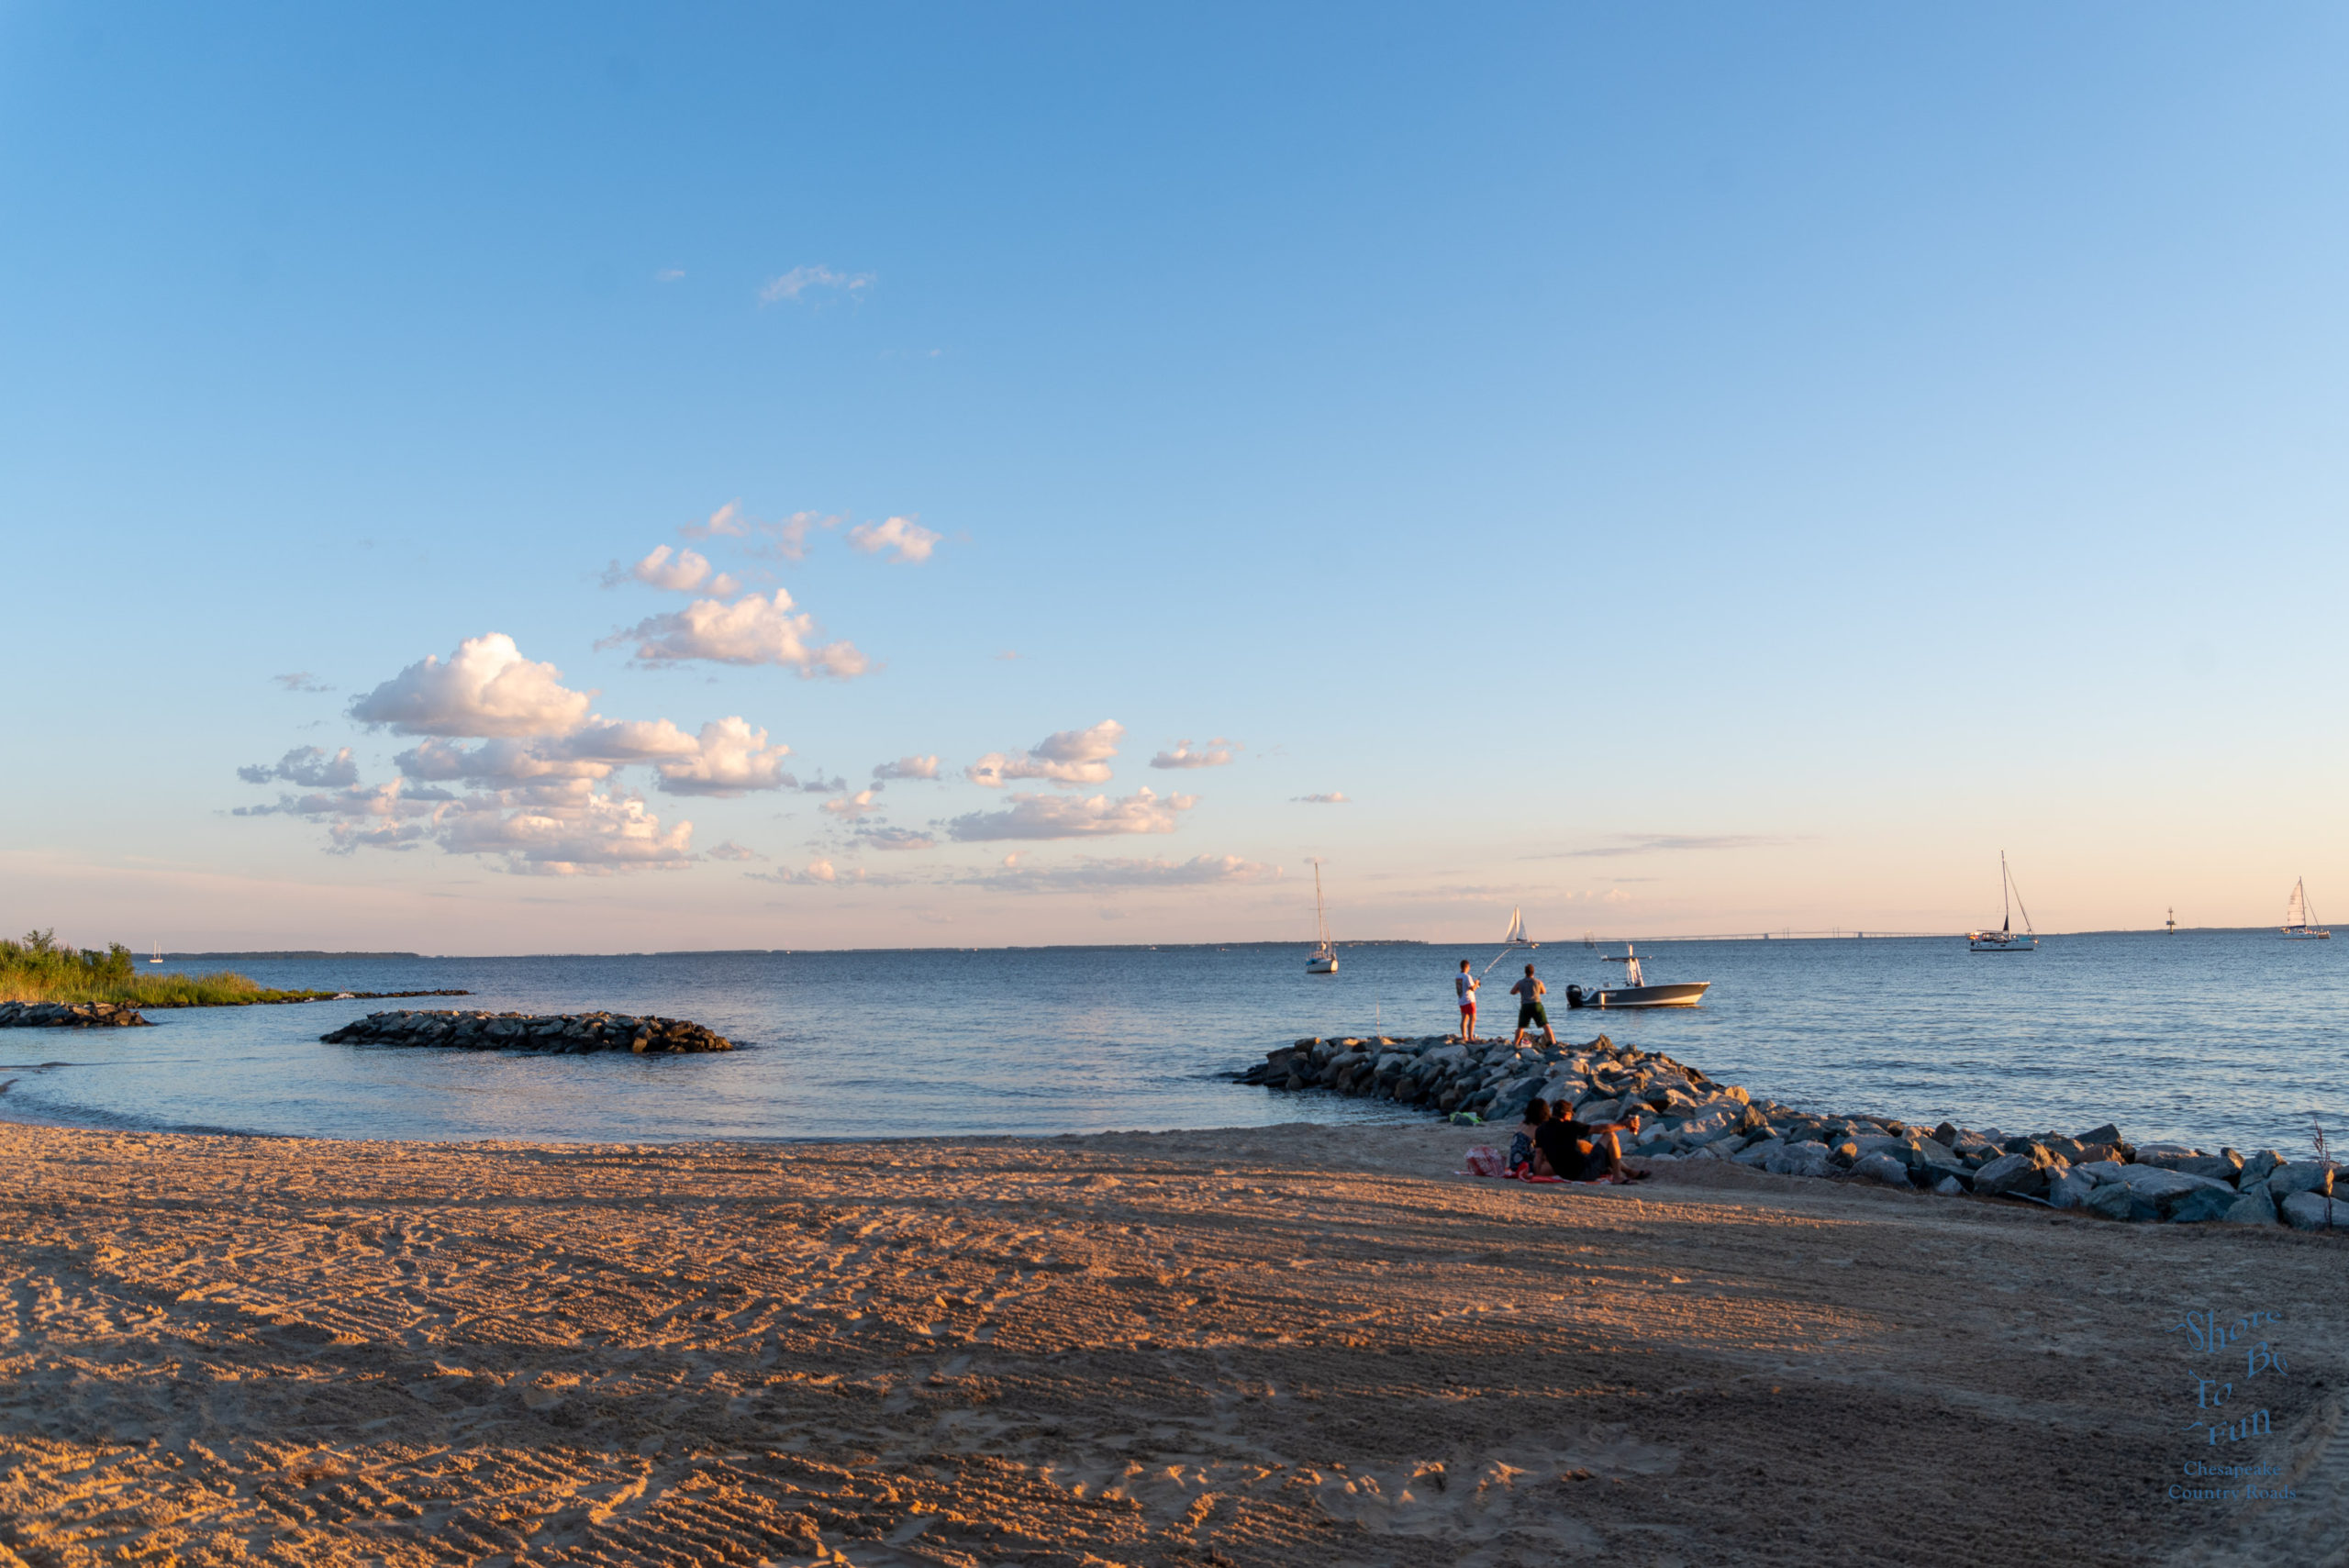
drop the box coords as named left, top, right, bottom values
left=1453, top=959, right=1479, bottom=1040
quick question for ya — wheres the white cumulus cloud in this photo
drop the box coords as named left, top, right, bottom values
left=605, top=591, right=869, bottom=677
left=606, top=544, right=740, bottom=596
left=946, top=786, right=1194, bottom=841
left=348, top=634, right=595, bottom=739
left=438, top=788, right=696, bottom=875
left=655, top=717, right=795, bottom=796
left=873, top=754, right=940, bottom=781
left=707, top=840, right=762, bottom=862
left=965, top=721, right=1123, bottom=789
left=846, top=515, right=941, bottom=564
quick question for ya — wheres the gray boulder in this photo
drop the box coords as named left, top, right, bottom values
left=2115, top=1164, right=2234, bottom=1221
left=1848, top=1151, right=1913, bottom=1186
left=1766, top=1141, right=1835, bottom=1179
left=2165, top=1186, right=2239, bottom=1224
left=2047, top=1167, right=2102, bottom=1209
left=1731, top=1138, right=1783, bottom=1168
left=2242, top=1150, right=2286, bottom=1181
left=1932, top=1174, right=1965, bottom=1196
left=2084, top=1183, right=2135, bottom=1221
left=1974, top=1151, right=2054, bottom=1198
left=2281, top=1191, right=2349, bottom=1231
left=2268, top=1162, right=2336, bottom=1198
left=2221, top=1190, right=2277, bottom=1225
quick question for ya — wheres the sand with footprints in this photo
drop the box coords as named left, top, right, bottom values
left=0, top=1119, right=2339, bottom=1566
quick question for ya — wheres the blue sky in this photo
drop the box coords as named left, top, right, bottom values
left=5, top=4, right=2346, bottom=951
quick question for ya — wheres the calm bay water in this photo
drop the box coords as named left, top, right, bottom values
left=1, top=929, right=2341, bottom=1157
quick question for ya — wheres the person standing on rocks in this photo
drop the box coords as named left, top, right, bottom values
left=1454, top=960, right=1480, bottom=1041
left=1509, top=964, right=1556, bottom=1049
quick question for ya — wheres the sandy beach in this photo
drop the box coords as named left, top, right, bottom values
left=0, top=1119, right=2339, bottom=1568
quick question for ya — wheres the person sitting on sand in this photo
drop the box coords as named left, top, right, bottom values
left=1508, top=963, right=1557, bottom=1049
left=1454, top=960, right=1480, bottom=1042
left=1508, top=1096, right=1550, bottom=1175
left=1533, top=1098, right=1646, bottom=1183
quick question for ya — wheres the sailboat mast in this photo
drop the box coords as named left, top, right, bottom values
left=2001, top=851, right=2010, bottom=935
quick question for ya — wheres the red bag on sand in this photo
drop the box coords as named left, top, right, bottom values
left=1461, top=1145, right=1504, bottom=1177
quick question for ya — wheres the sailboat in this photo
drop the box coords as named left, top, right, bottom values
left=1480, top=906, right=1537, bottom=975
left=149, top=941, right=162, bottom=965
left=1307, top=863, right=1339, bottom=973
left=1966, top=852, right=2037, bottom=951
left=2282, top=878, right=2331, bottom=940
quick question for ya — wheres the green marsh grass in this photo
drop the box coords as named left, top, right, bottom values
left=0, top=930, right=335, bottom=1008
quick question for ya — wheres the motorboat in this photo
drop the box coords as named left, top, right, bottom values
left=1566, top=944, right=1709, bottom=1008
left=1307, top=862, right=1338, bottom=973
left=1967, top=852, right=2038, bottom=951
left=2282, top=878, right=2331, bottom=939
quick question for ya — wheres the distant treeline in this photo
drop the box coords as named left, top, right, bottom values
left=0, top=930, right=337, bottom=1007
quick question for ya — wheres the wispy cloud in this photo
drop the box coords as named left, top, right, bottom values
left=238, top=746, right=359, bottom=788
left=820, top=786, right=884, bottom=819
left=860, top=826, right=937, bottom=852
left=655, top=267, right=685, bottom=283
left=759, top=265, right=874, bottom=305
left=846, top=515, right=941, bottom=564
left=1295, top=792, right=1351, bottom=805
left=966, top=721, right=1123, bottom=789
left=946, top=786, right=1194, bottom=841
left=971, top=853, right=1275, bottom=892
left=1535, top=834, right=1799, bottom=859
left=273, top=672, right=334, bottom=694
left=1150, top=738, right=1240, bottom=771
left=873, top=755, right=941, bottom=781
left=707, top=840, right=761, bottom=862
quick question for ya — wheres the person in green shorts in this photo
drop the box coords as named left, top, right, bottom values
left=1508, top=963, right=1556, bottom=1048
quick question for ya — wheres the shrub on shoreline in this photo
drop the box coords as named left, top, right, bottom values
left=0, top=930, right=332, bottom=1008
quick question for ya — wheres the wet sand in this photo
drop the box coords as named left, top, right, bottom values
left=0, top=1119, right=2339, bottom=1567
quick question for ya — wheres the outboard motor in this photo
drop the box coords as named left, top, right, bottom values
left=1564, top=984, right=1586, bottom=1009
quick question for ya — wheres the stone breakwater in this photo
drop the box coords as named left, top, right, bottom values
left=1241, top=1033, right=2345, bottom=1232
left=0, top=1002, right=152, bottom=1029
left=320, top=1010, right=735, bottom=1054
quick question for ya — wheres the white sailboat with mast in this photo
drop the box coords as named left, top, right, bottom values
left=1966, top=852, right=2037, bottom=951
left=1481, top=906, right=1536, bottom=975
left=1307, top=862, right=1339, bottom=973
left=2282, top=878, right=2331, bottom=940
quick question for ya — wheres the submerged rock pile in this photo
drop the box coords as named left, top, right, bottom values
left=1240, top=1032, right=2343, bottom=1230
left=0, top=1001, right=152, bottom=1028
left=320, top=1010, right=735, bottom=1053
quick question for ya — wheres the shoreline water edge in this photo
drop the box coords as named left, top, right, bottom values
left=1240, top=1031, right=2345, bottom=1229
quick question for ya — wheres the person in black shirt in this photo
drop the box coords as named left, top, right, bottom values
left=1531, top=1099, right=1643, bottom=1182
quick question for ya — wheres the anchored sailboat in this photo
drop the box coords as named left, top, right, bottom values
left=1967, top=852, right=2037, bottom=951
left=2283, top=878, right=2331, bottom=940
left=1307, top=863, right=1339, bottom=973
left=149, top=940, right=162, bottom=965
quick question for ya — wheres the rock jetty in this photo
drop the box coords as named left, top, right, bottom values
left=0, top=1001, right=152, bottom=1028
left=320, top=1010, right=735, bottom=1054
left=1240, top=1032, right=2343, bottom=1231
